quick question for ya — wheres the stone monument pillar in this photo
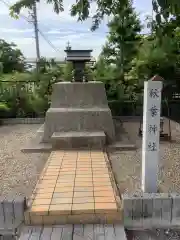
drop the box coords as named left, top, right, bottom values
left=141, top=75, right=163, bottom=193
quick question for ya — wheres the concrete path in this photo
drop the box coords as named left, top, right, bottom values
left=25, top=150, right=121, bottom=225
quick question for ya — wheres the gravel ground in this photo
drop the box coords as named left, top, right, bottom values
left=0, top=124, right=49, bottom=198
left=109, top=118, right=180, bottom=194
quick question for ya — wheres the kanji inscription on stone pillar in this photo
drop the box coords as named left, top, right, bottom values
left=142, top=75, right=163, bottom=193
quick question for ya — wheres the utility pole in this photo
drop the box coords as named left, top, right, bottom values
left=32, top=1, right=40, bottom=69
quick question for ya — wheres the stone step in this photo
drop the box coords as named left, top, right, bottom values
left=43, top=107, right=115, bottom=144
left=51, top=131, right=106, bottom=149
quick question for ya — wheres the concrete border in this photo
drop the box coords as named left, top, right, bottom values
left=0, top=197, right=26, bottom=236
left=1, top=116, right=180, bottom=132
left=1, top=118, right=44, bottom=125
left=122, top=193, right=180, bottom=229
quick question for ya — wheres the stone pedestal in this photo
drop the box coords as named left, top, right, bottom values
left=39, top=81, right=115, bottom=149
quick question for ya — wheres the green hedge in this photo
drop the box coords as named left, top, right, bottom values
left=0, top=96, right=180, bottom=119
left=108, top=100, right=143, bottom=116
left=108, top=100, right=180, bottom=118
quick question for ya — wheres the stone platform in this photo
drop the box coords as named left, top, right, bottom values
left=25, top=150, right=121, bottom=225
left=22, top=82, right=115, bottom=152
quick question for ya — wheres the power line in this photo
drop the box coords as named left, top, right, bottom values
left=0, top=0, right=61, bottom=54
left=38, top=29, right=61, bottom=53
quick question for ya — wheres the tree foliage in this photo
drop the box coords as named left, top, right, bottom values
left=0, top=39, right=26, bottom=73
left=102, top=2, right=142, bottom=80
left=10, top=0, right=180, bottom=31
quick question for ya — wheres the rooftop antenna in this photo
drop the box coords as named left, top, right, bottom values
left=66, top=41, right=71, bottom=50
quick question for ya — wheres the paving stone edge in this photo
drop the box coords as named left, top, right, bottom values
left=123, top=192, right=180, bottom=229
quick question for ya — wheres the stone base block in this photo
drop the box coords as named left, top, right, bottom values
left=42, top=107, right=115, bottom=144
left=51, top=131, right=106, bottom=149
left=50, top=81, right=109, bottom=108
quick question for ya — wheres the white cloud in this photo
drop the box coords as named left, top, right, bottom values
left=0, top=28, right=33, bottom=33
left=0, top=0, right=152, bottom=60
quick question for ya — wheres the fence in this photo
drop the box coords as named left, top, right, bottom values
left=1, top=79, right=180, bottom=121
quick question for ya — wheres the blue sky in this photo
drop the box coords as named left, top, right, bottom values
left=0, top=0, right=152, bottom=60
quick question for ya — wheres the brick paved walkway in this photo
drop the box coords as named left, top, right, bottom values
left=25, top=150, right=121, bottom=224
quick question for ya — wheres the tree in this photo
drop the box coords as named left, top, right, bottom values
left=0, top=39, right=25, bottom=73
left=10, top=0, right=180, bottom=31
left=128, top=26, right=180, bottom=86
left=101, top=2, right=142, bottom=82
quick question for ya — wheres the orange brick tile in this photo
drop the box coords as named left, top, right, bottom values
left=76, top=171, right=92, bottom=175
left=93, top=191, right=115, bottom=197
left=47, top=167, right=61, bottom=171
left=93, top=169, right=109, bottom=174
left=93, top=177, right=110, bottom=182
left=35, top=193, right=53, bottom=199
left=36, top=188, right=54, bottom=194
left=43, top=172, right=59, bottom=176
left=59, top=172, right=75, bottom=175
left=92, top=165, right=107, bottom=169
left=58, top=174, right=75, bottom=178
left=73, top=191, right=93, bottom=198
left=93, top=186, right=113, bottom=192
left=93, top=181, right=111, bottom=186
left=61, top=168, right=76, bottom=172
left=32, top=198, right=51, bottom=206
left=51, top=197, right=72, bottom=204
left=61, top=164, right=76, bottom=168
left=45, top=171, right=59, bottom=175
left=30, top=205, right=49, bottom=215
left=95, top=197, right=115, bottom=203
left=55, top=182, right=74, bottom=188
left=72, top=203, right=94, bottom=214
left=55, top=187, right=74, bottom=193
left=78, top=158, right=91, bottom=160
left=92, top=173, right=110, bottom=177
left=49, top=204, right=71, bottom=215
left=62, top=158, right=76, bottom=161
left=76, top=166, right=91, bottom=169
left=75, top=182, right=93, bottom=187
left=77, top=168, right=92, bottom=171
left=53, top=192, right=73, bottom=198
left=74, top=186, right=93, bottom=192
left=57, top=178, right=74, bottom=183
left=73, top=197, right=94, bottom=204
left=75, top=178, right=92, bottom=182
left=75, top=174, right=92, bottom=178
left=95, top=203, right=117, bottom=213
left=77, top=158, right=91, bottom=161
left=92, top=166, right=107, bottom=169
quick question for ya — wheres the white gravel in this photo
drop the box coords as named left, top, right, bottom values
left=1, top=120, right=180, bottom=198
left=109, top=120, right=180, bottom=194
left=0, top=124, right=49, bottom=198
